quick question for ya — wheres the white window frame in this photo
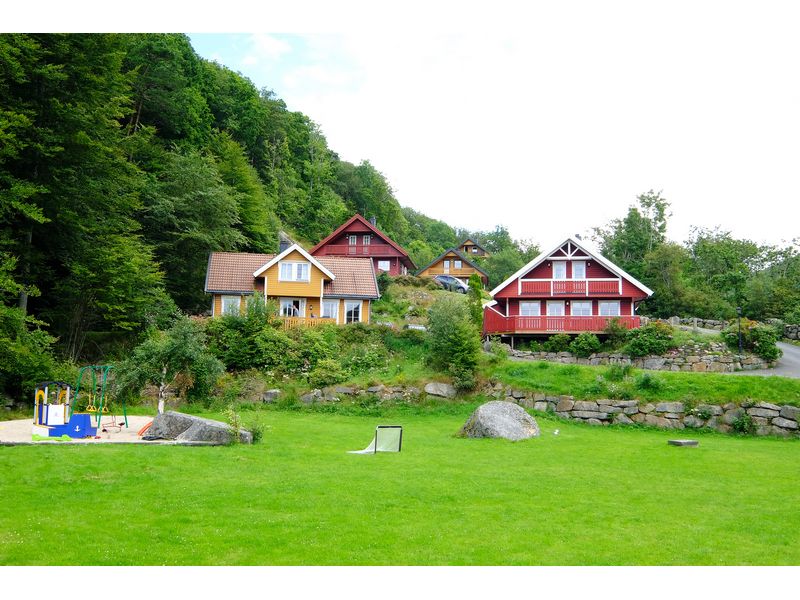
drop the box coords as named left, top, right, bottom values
left=377, top=260, right=391, bottom=272
left=280, top=298, right=306, bottom=317
left=363, top=234, right=371, bottom=245
left=221, top=295, right=241, bottom=316
left=471, top=247, right=478, bottom=253
left=454, top=260, right=462, bottom=269
left=348, top=235, right=357, bottom=246
left=322, top=300, right=339, bottom=322
left=572, top=260, right=586, bottom=279
left=571, top=301, right=592, bottom=316
left=443, top=260, right=450, bottom=273
left=599, top=301, right=621, bottom=317
left=519, top=301, right=541, bottom=317
left=345, top=301, right=362, bottom=323
left=553, top=260, right=567, bottom=280
left=278, top=261, right=310, bottom=282
left=546, top=301, right=565, bottom=316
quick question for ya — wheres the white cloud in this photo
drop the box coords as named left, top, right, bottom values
left=245, top=33, right=292, bottom=63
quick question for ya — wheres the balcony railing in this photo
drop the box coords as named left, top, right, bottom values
left=281, top=317, right=337, bottom=330
left=483, top=311, right=639, bottom=335
left=318, top=244, right=399, bottom=257
left=519, top=278, right=621, bottom=296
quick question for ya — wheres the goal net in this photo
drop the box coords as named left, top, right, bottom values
left=348, top=425, right=403, bottom=454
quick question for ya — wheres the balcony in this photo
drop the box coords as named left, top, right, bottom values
left=483, top=312, right=640, bottom=335
left=519, top=278, right=621, bottom=296
left=317, top=244, right=398, bottom=257
left=281, top=317, right=337, bottom=330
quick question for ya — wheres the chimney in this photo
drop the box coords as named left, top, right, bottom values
left=278, top=231, right=293, bottom=253
left=369, top=216, right=377, bottom=227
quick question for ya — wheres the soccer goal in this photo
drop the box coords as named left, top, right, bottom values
left=348, top=425, right=403, bottom=454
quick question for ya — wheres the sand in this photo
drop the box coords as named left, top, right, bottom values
left=0, top=414, right=157, bottom=445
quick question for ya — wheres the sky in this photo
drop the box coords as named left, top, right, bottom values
left=11, top=1, right=800, bottom=252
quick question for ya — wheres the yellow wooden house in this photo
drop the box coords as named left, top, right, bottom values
left=416, top=248, right=489, bottom=286
left=458, top=238, right=490, bottom=257
left=205, top=244, right=379, bottom=326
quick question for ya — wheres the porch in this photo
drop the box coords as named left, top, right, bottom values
left=281, top=317, right=337, bottom=330
left=483, top=312, right=640, bottom=335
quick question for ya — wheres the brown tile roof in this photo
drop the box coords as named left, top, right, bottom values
left=318, top=256, right=379, bottom=298
left=205, top=252, right=379, bottom=298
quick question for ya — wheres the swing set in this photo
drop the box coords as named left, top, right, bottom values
left=32, top=365, right=128, bottom=440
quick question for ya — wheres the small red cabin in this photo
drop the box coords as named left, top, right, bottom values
left=483, top=236, right=653, bottom=342
left=309, top=214, right=416, bottom=276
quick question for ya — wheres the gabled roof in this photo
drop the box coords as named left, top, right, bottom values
left=489, top=236, right=654, bottom=297
left=309, top=213, right=417, bottom=269
left=253, top=244, right=335, bottom=280
left=205, top=251, right=379, bottom=298
left=459, top=238, right=488, bottom=253
left=417, top=248, right=489, bottom=277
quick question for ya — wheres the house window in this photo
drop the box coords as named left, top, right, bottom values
left=348, top=235, right=357, bottom=245
left=553, top=261, right=566, bottom=280
left=345, top=301, right=361, bottom=323
left=363, top=235, right=371, bottom=245
left=322, top=300, right=339, bottom=321
left=280, top=298, right=305, bottom=317
left=471, top=247, right=478, bottom=253
left=572, top=301, right=592, bottom=316
left=221, top=295, right=241, bottom=316
left=377, top=260, right=391, bottom=272
left=443, top=260, right=450, bottom=273
left=279, top=262, right=310, bottom=282
left=572, top=261, right=586, bottom=279
left=454, top=260, right=462, bottom=269
left=599, top=301, right=620, bottom=316
left=520, top=301, right=541, bottom=316
left=547, top=301, right=565, bottom=316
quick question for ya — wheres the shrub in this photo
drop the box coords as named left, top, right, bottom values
left=721, top=318, right=782, bottom=361
left=343, top=343, right=389, bottom=374
left=732, top=412, right=755, bottom=435
left=624, top=322, right=675, bottom=357
left=253, top=327, right=301, bottom=372
left=543, top=333, right=571, bottom=353
left=427, top=295, right=481, bottom=384
left=569, top=332, right=601, bottom=358
left=605, top=364, right=634, bottom=381
left=635, top=372, right=663, bottom=391
left=603, top=317, right=629, bottom=349
left=308, top=358, right=347, bottom=388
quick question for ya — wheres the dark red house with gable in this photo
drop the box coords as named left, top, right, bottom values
left=483, top=236, right=653, bottom=341
left=310, top=214, right=416, bottom=275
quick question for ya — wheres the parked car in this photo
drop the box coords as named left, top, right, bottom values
left=433, top=274, right=468, bottom=293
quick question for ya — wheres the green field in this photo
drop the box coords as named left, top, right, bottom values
left=1, top=406, right=798, bottom=565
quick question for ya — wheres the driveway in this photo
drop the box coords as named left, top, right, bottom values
left=727, top=341, right=800, bottom=379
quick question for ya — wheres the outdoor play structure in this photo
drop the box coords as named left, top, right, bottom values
left=32, top=365, right=128, bottom=440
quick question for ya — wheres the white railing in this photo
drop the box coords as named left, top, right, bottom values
left=517, top=278, right=621, bottom=296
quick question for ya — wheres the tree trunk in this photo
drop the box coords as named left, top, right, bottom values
left=157, top=366, right=168, bottom=414
left=17, top=228, right=32, bottom=314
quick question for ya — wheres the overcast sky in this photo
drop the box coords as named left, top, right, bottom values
left=16, top=1, right=800, bottom=250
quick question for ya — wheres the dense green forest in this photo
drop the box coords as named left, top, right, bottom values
left=1, top=34, right=799, bottom=401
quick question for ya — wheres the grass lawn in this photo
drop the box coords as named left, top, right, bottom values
left=1, top=406, right=797, bottom=565
left=492, top=360, right=800, bottom=405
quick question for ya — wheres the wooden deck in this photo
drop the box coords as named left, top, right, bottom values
left=483, top=312, right=640, bottom=335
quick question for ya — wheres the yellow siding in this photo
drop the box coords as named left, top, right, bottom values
left=263, top=249, right=329, bottom=298
left=419, top=253, right=483, bottom=280
left=212, top=294, right=248, bottom=316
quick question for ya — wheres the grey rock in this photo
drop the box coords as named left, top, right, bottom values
left=596, top=399, right=615, bottom=406
left=640, top=403, right=656, bottom=414
left=631, top=413, right=646, bottom=424
left=697, top=404, right=723, bottom=416
left=511, top=389, right=526, bottom=399
left=613, top=400, right=639, bottom=408
left=772, top=417, right=799, bottom=430
left=604, top=406, right=623, bottom=414
left=334, top=386, right=356, bottom=395
left=533, top=401, right=549, bottom=412
left=779, top=406, right=800, bottom=421
left=262, top=389, right=281, bottom=403
left=144, top=411, right=252, bottom=444
left=300, top=389, right=322, bottom=404
left=573, top=400, right=599, bottom=411
left=586, top=418, right=604, bottom=426
left=663, top=412, right=683, bottom=420
left=614, top=413, right=634, bottom=425
left=367, top=385, right=386, bottom=394
left=746, top=408, right=780, bottom=419
left=458, top=401, right=540, bottom=441
left=723, top=408, right=744, bottom=425
left=683, top=415, right=705, bottom=429
left=424, top=382, right=457, bottom=398
left=755, top=402, right=780, bottom=411
left=623, top=406, right=640, bottom=415
left=556, top=397, right=575, bottom=412
left=571, top=410, right=609, bottom=420
left=655, top=402, right=685, bottom=413
left=644, top=358, right=666, bottom=369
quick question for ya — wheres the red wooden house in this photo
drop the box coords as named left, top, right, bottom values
left=309, top=214, right=416, bottom=276
left=483, top=236, right=653, bottom=340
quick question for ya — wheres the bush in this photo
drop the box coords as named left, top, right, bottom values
left=624, top=322, right=675, bottom=357
left=732, top=412, right=755, bottom=435
left=603, top=317, right=629, bottom=349
left=605, top=364, right=634, bottom=381
left=635, top=372, right=663, bottom=391
left=427, top=295, right=481, bottom=385
left=569, top=332, right=601, bottom=358
left=308, top=358, right=347, bottom=388
left=721, top=318, right=782, bottom=361
left=543, top=333, right=571, bottom=353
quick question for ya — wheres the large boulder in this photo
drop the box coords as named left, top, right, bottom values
left=458, top=401, right=540, bottom=441
left=143, top=411, right=252, bottom=444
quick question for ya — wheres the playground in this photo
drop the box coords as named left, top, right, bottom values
left=0, top=414, right=153, bottom=444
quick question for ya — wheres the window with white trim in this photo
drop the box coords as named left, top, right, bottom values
left=363, top=235, right=371, bottom=245
left=454, top=260, right=462, bottom=269
left=279, top=261, right=310, bottom=282
left=345, top=301, right=361, bottom=323
left=547, top=301, right=565, bottom=316
left=553, top=261, right=566, bottom=280
left=322, top=300, right=338, bottom=321
left=599, top=301, right=620, bottom=316
left=280, top=298, right=305, bottom=317
left=471, top=247, right=478, bottom=253
left=519, top=301, right=541, bottom=316
left=571, top=301, right=592, bottom=316
left=572, top=260, right=586, bottom=279
left=377, top=260, right=391, bottom=272
left=221, top=295, right=241, bottom=316
left=443, top=260, right=450, bottom=273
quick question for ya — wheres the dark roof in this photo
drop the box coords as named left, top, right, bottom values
left=416, top=248, right=489, bottom=277
left=205, top=251, right=379, bottom=298
left=309, top=213, right=417, bottom=270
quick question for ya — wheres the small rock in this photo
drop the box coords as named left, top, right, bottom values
left=262, top=389, right=281, bottom=403
left=424, top=382, right=457, bottom=398
left=771, top=417, right=799, bottom=430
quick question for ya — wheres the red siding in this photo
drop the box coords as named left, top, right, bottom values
left=507, top=298, right=634, bottom=317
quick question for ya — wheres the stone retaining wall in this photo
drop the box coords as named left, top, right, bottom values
left=508, top=343, right=772, bottom=372
left=646, top=315, right=800, bottom=340
left=484, top=383, right=800, bottom=438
